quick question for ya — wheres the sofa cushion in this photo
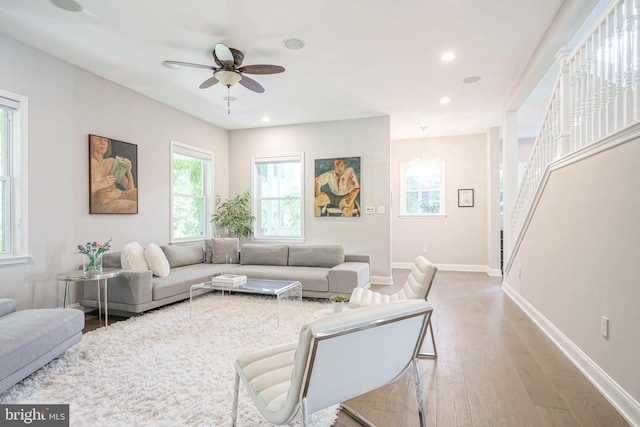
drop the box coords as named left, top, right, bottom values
left=161, top=244, right=203, bottom=268
left=102, top=252, right=123, bottom=269
left=151, top=263, right=228, bottom=300
left=288, top=245, right=344, bottom=268
left=204, top=239, right=214, bottom=263
left=121, top=241, right=149, bottom=270
left=145, top=243, right=171, bottom=277
left=211, top=238, right=239, bottom=264
left=232, top=265, right=329, bottom=293
left=240, top=244, right=289, bottom=266
left=0, top=299, right=16, bottom=317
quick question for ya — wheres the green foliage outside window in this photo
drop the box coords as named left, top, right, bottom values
left=172, top=154, right=206, bottom=239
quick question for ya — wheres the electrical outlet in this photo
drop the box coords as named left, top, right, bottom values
left=422, top=246, right=427, bottom=254
left=601, top=316, right=609, bottom=339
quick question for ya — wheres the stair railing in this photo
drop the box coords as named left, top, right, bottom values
left=508, top=0, right=640, bottom=269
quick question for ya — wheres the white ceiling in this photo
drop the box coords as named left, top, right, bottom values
left=0, top=0, right=590, bottom=140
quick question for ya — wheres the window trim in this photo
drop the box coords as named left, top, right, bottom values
left=251, top=153, right=305, bottom=241
left=399, top=159, right=446, bottom=218
left=170, top=140, right=214, bottom=243
left=0, top=89, right=30, bottom=266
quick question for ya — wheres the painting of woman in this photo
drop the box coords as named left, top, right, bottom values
left=89, top=134, right=138, bottom=214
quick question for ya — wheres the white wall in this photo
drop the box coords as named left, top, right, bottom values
left=504, top=138, right=640, bottom=416
left=228, top=117, right=392, bottom=283
left=391, top=134, right=489, bottom=270
left=0, top=35, right=229, bottom=309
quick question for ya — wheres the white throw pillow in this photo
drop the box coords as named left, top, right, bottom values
left=121, top=241, right=149, bottom=270
left=144, top=243, right=170, bottom=277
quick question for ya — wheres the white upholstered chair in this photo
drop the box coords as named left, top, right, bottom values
left=232, top=299, right=432, bottom=426
left=349, top=255, right=438, bottom=359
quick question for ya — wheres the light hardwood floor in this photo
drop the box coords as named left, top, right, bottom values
left=82, top=271, right=630, bottom=426
left=333, top=270, right=630, bottom=427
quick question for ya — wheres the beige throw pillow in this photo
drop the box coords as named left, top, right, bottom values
left=121, top=241, right=149, bottom=270
left=144, top=243, right=170, bottom=277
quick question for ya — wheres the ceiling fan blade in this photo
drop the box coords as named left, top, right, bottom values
left=237, top=64, right=285, bottom=75
left=238, top=75, right=265, bottom=93
left=199, top=76, right=220, bottom=89
left=163, top=60, right=214, bottom=70
left=213, top=43, right=235, bottom=68
left=230, top=48, right=245, bottom=67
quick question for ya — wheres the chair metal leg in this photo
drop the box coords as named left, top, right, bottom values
left=301, top=398, right=309, bottom=427
left=231, top=373, right=240, bottom=427
left=418, top=317, right=437, bottom=359
left=339, top=403, right=376, bottom=427
left=412, top=358, right=427, bottom=427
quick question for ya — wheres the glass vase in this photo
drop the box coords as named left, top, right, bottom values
left=83, top=254, right=103, bottom=275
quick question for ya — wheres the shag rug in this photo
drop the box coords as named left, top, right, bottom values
left=0, top=294, right=338, bottom=426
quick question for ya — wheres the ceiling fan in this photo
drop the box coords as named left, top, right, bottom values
left=163, top=43, right=285, bottom=94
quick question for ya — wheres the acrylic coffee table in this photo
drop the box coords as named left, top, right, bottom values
left=189, top=278, right=302, bottom=326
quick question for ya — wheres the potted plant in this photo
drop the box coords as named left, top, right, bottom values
left=210, top=190, right=255, bottom=239
left=330, top=294, right=347, bottom=313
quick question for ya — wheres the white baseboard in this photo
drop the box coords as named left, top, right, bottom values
left=391, top=262, right=503, bottom=277
left=371, top=275, right=393, bottom=286
left=502, top=281, right=640, bottom=427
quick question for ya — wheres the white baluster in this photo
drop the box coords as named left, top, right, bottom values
left=624, top=0, right=634, bottom=126
left=633, top=0, right=640, bottom=123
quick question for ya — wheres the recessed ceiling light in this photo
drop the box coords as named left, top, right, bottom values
left=439, top=97, right=451, bottom=105
left=441, top=51, right=455, bottom=62
left=261, top=116, right=270, bottom=123
left=463, top=75, right=481, bottom=84
left=223, top=96, right=237, bottom=102
left=162, top=61, right=180, bottom=69
left=50, top=0, right=83, bottom=12
left=283, top=38, right=304, bottom=50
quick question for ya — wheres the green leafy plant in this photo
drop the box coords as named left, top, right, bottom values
left=210, top=190, right=255, bottom=238
left=330, top=294, right=347, bottom=303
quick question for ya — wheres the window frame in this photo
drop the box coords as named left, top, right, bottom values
left=170, top=140, right=214, bottom=243
left=0, top=89, right=29, bottom=266
left=399, top=159, right=446, bottom=218
left=251, top=153, right=305, bottom=241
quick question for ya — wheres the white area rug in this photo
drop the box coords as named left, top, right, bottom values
left=0, top=294, right=338, bottom=426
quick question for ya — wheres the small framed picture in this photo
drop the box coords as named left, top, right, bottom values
left=458, top=189, right=474, bottom=207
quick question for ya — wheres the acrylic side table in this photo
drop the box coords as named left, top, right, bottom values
left=56, top=268, right=121, bottom=328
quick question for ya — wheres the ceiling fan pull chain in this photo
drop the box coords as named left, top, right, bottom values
left=227, top=86, right=231, bottom=114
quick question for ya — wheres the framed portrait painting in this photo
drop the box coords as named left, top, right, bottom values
left=314, top=156, right=361, bottom=217
left=88, top=134, right=138, bottom=214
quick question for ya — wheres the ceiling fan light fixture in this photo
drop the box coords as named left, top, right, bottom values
left=50, top=0, right=83, bottom=12
left=215, top=70, right=242, bottom=87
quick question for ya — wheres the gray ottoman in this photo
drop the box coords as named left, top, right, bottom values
left=0, top=298, right=85, bottom=393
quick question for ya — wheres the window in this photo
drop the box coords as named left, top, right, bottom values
left=0, top=90, right=29, bottom=265
left=400, top=159, right=445, bottom=216
left=171, top=141, right=213, bottom=242
left=252, top=154, right=303, bottom=239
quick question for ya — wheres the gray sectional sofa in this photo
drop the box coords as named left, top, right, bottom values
left=0, top=298, right=85, bottom=393
left=80, top=242, right=370, bottom=315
